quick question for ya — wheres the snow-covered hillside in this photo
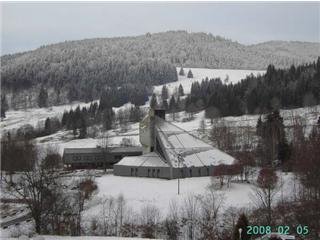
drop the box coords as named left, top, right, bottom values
left=0, top=101, right=98, bottom=133
left=0, top=68, right=264, bottom=135
left=153, top=67, right=265, bottom=96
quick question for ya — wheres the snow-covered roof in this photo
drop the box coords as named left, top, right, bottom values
left=115, top=117, right=235, bottom=169
left=115, top=152, right=169, bottom=167
left=155, top=117, right=235, bottom=168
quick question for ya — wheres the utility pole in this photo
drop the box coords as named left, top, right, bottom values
left=177, top=154, right=182, bottom=195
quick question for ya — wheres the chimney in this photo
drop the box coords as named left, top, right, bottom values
left=154, top=109, right=166, bottom=120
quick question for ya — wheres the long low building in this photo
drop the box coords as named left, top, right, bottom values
left=114, top=109, right=235, bottom=179
left=63, top=146, right=142, bottom=169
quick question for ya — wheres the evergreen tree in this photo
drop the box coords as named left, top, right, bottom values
left=187, top=69, right=193, bottom=78
left=129, top=105, right=142, bottom=122
left=162, top=99, right=169, bottom=110
left=176, top=96, right=182, bottom=111
left=44, top=117, right=51, bottom=135
left=38, top=87, right=48, bottom=108
left=257, top=111, right=287, bottom=167
left=79, top=117, right=87, bottom=139
left=169, top=96, right=176, bottom=112
left=278, top=138, right=291, bottom=168
left=256, top=116, right=263, bottom=137
left=72, top=124, right=78, bottom=137
left=186, top=101, right=197, bottom=119
left=179, top=67, right=185, bottom=76
left=1, top=95, right=9, bottom=118
left=178, top=84, right=184, bottom=96
left=61, top=111, right=68, bottom=126
left=205, top=106, right=220, bottom=124
left=150, top=93, right=158, bottom=109
left=103, top=108, right=114, bottom=130
left=161, top=85, right=169, bottom=100
left=233, top=213, right=250, bottom=240
left=198, top=118, right=206, bottom=135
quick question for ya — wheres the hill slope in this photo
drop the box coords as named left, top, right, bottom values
left=1, top=31, right=319, bottom=108
left=2, top=31, right=319, bottom=70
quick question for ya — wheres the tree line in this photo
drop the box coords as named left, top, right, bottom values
left=2, top=59, right=177, bottom=109
left=184, top=58, right=320, bottom=117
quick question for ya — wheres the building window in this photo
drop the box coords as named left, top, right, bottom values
left=152, top=169, right=155, bottom=177
left=73, top=155, right=81, bottom=161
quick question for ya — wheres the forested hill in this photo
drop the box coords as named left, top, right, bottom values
left=1, top=31, right=320, bottom=109
left=187, top=58, right=320, bottom=117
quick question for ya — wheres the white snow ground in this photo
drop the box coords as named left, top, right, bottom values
left=153, top=67, right=265, bottom=96
left=84, top=171, right=295, bottom=219
left=0, top=101, right=98, bottom=133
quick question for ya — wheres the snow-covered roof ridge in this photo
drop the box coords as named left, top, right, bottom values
left=115, top=152, right=169, bottom=167
left=154, top=116, right=235, bottom=168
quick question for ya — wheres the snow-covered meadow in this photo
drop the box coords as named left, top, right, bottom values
left=84, top=171, right=296, bottom=218
left=154, top=67, right=265, bottom=96
left=0, top=101, right=98, bottom=133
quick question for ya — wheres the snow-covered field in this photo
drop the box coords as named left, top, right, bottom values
left=154, top=67, right=265, bottom=96
left=0, top=101, right=98, bottom=133
left=0, top=171, right=295, bottom=238
left=84, top=171, right=295, bottom=219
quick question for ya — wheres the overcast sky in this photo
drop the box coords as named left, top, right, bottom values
left=1, top=2, right=319, bottom=55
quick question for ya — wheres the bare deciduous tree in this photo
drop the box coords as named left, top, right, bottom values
left=198, top=189, right=225, bottom=240
left=164, top=200, right=180, bottom=240
left=140, top=204, right=161, bottom=239
left=181, top=195, right=199, bottom=240
left=3, top=159, right=60, bottom=234
left=250, top=168, right=279, bottom=225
